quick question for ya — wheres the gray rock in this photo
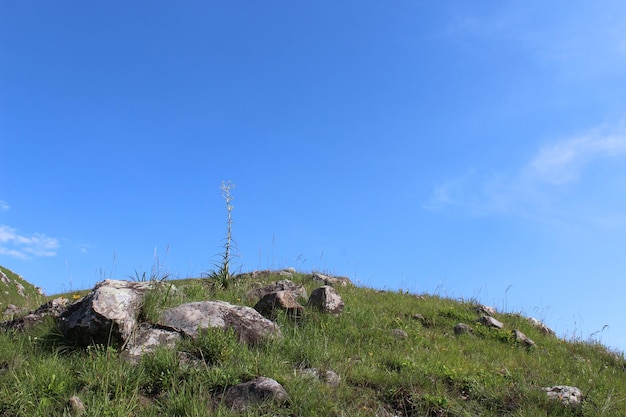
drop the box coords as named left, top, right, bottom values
left=159, top=300, right=281, bottom=344
left=2, top=304, right=23, bottom=319
left=543, top=385, right=582, bottom=405
left=122, top=324, right=182, bottom=363
left=312, top=272, right=352, bottom=287
left=528, top=317, right=556, bottom=336
left=246, top=279, right=307, bottom=302
left=391, top=328, right=408, bottom=339
left=68, top=395, right=86, bottom=416
left=254, top=290, right=304, bottom=320
left=307, top=285, right=344, bottom=314
left=478, top=315, right=504, bottom=329
left=58, top=280, right=152, bottom=347
left=298, top=368, right=340, bottom=387
left=454, top=323, right=473, bottom=335
left=2, top=297, right=70, bottom=332
left=223, top=376, right=289, bottom=412
left=512, top=329, right=536, bottom=347
left=474, top=304, right=496, bottom=316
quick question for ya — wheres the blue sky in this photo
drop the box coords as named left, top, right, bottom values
left=2, top=2, right=626, bottom=351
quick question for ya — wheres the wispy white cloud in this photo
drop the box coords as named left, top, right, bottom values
left=0, top=201, right=9, bottom=211
left=524, top=130, right=626, bottom=185
left=0, top=225, right=59, bottom=259
left=426, top=126, right=626, bottom=226
left=446, top=2, right=626, bottom=82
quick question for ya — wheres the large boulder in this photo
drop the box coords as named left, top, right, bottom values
left=307, top=285, right=344, bottom=314
left=58, top=280, right=152, bottom=347
left=158, top=300, right=281, bottom=344
left=254, top=291, right=304, bottom=320
left=223, top=377, right=289, bottom=412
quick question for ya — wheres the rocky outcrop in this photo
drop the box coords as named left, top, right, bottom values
left=58, top=280, right=153, bottom=347
left=159, top=300, right=282, bottom=344
left=223, top=376, right=289, bottom=411
left=543, top=385, right=582, bottom=405
left=254, top=290, right=304, bottom=320
left=307, top=285, right=344, bottom=314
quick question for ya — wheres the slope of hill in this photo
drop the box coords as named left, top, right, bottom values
left=0, top=269, right=625, bottom=416
left=0, top=265, right=46, bottom=317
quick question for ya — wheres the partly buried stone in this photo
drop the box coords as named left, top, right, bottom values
left=298, top=368, right=341, bottom=387
left=2, top=297, right=70, bottom=332
left=223, top=376, right=289, bottom=412
left=477, top=315, right=504, bottom=329
left=512, top=329, right=536, bottom=347
left=254, top=291, right=304, bottom=320
left=454, top=323, right=473, bottom=335
left=58, top=280, right=153, bottom=347
left=122, top=324, right=182, bottom=364
left=246, top=279, right=307, bottom=302
left=390, top=328, right=408, bottom=339
left=307, top=285, right=344, bottom=314
left=312, top=272, right=353, bottom=287
left=474, top=304, right=496, bottom=316
left=159, top=300, right=281, bottom=344
left=528, top=317, right=556, bottom=336
left=543, top=385, right=582, bottom=406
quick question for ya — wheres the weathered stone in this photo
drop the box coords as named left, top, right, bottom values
left=528, top=317, right=556, bottom=336
left=159, top=300, right=281, bottom=344
left=58, top=280, right=153, bottom=347
left=391, top=328, right=408, bottom=339
left=307, top=285, right=344, bottom=314
left=278, top=267, right=296, bottom=277
left=543, top=385, right=582, bottom=406
left=223, top=376, right=289, bottom=412
left=254, top=291, right=304, bottom=319
left=246, top=279, right=307, bottom=302
left=312, top=272, right=352, bottom=287
left=122, top=324, right=182, bottom=363
left=474, top=304, right=496, bottom=316
left=2, top=297, right=70, bottom=332
left=298, top=368, right=341, bottom=386
left=478, top=315, right=504, bottom=329
left=512, top=329, right=536, bottom=347
left=2, top=304, right=23, bottom=318
left=68, top=395, right=86, bottom=416
left=454, top=323, right=473, bottom=335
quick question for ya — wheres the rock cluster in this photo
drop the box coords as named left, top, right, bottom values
left=1, top=270, right=349, bottom=412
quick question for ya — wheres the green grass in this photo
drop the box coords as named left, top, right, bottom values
left=0, top=265, right=47, bottom=314
left=1, top=271, right=625, bottom=416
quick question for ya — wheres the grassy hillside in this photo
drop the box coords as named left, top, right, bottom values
left=0, top=265, right=46, bottom=315
left=1, top=271, right=625, bottom=416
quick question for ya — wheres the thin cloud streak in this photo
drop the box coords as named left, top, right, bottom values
left=526, top=132, right=626, bottom=185
left=426, top=126, right=626, bottom=226
left=0, top=201, right=9, bottom=211
left=0, top=225, right=59, bottom=259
